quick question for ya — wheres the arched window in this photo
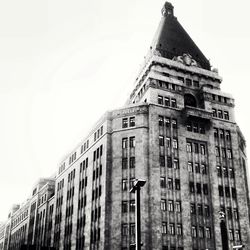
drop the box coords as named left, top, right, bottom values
left=184, top=94, right=197, bottom=107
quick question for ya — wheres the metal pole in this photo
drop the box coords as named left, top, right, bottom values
left=135, top=186, right=141, bottom=250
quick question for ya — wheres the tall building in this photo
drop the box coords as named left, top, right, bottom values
left=1, top=2, right=250, bottom=250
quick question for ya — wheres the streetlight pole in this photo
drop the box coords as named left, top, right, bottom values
left=130, top=179, right=146, bottom=250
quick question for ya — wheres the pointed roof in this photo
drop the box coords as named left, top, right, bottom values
left=151, top=2, right=210, bottom=70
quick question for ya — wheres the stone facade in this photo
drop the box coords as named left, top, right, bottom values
left=1, top=2, right=250, bottom=250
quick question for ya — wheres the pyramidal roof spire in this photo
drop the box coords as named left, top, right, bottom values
left=151, top=2, right=210, bottom=70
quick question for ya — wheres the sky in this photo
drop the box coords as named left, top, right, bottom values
left=0, top=0, right=250, bottom=221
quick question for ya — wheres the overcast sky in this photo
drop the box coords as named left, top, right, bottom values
left=0, top=0, right=250, bottom=221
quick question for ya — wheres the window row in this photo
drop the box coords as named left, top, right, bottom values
left=92, top=186, right=102, bottom=200
left=158, top=79, right=181, bottom=92
left=122, top=117, right=135, bottom=128
left=220, top=206, right=239, bottom=220
left=122, top=200, right=135, bottom=213
left=90, top=228, right=101, bottom=243
left=160, top=177, right=181, bottom=190
left=178, top=77, right=199, bottom=88
left=78, top=196, right=87, bottom=209
left=80, top=139, right=89, bottom=154
left=186, top=122, right=205, bottom=134
left=122, top=137, right=135, bottom=149
left=69, top=152, right=77, bottom=165
left=56, top=196, right=63, bottom=207
left=215, top=147, right=232, bottom=159
left=212, top=108, right=229, bottom=120
left=79, top=177, right=88, bottom=191
left=189, top=182, right=209, bottom=195
left=187, top=162, right=207, bottom=175
left=218, top=185, right=237, bottom=199
left=217, top=166, right=234, bottom=178
left=122, top=179, right=136, bottom=191
left=93, top=145, right=103, bottom=162
left=211, top=94, right=229, bottom=104
left=162, top=222, right=183, bottom=235
left=77, top=215, right=86, bottom=229
left=191, top=226, right=211, bottom=239
left=190, top=203, right=210, bottom=217
left=68, top=169, right=76, bottom=182
left=80, top=158, right=88, bottom=173
left=91, top=206, right=101, bottom=221
left=93, top=165, right=102, bottom=180
left=57, top=179, right=64, bottom=191
left=159, top=136, right=178, bottom=149
left=158, top=95, right=177, bottom=108
left=65, top=205, right=74, bottom=218
left=94, top=125, right=103, bottom=142
left=121, top=223, right=135, bottom=236
left=66, top=186, right=75, bottom=200
left=122, top=157, right=135, bottom=169
left=186, top=142, right=206, bottom=155
left=161, top=199, right=181, bottom=212
left=214, top=128, right=231, bottom=140
left=59, top=162, right=66, bottom=175
left=160, top=156, right=179, bottom=169
left=158, top=116, right=177, bottom=128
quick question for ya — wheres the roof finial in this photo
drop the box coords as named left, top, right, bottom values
left=161, top=2, right=174, bottom=17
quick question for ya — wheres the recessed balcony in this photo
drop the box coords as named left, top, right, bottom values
left=182, top=106, right=213, bottom=121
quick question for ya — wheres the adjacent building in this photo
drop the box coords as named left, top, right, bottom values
left=1, top=2, right=250, bottom=250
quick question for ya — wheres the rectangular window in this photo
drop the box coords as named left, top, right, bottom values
left=122, top=118, right=128, bottom=128
left=227, top=149, right=232, bottom=159
left=191, top=203, right=196, bottom=214
left=197, top=204, right=203, bottom=215
left=130, top=157, right=135, bottom=168
left=172, top=119, right=177, bottom=128
left=215, top=147, right=220, bottom=157
left=171, top=99, right=177, bottom=108
left=164, top=97, right=170, bottom=106
left=173, top=138, right=178, bottom=149
left=122, top=224, right=128, bottom=236
left=195, top=163, right=200, bottom=173
left=168, top=200, right=174, bottom=211
left=176, top=201, right=181, bottom=212
left=235, top=230, right=241, bottom=241
left=122, top=138, right=128, bottom=149
left=225, top=130, right=231, bottom=140
left=200, top=144, right=206, bottom=155
left=173, top=159, right=179, bottom=169
left=203, top=184, right=208, bottom=195
left=204, top=205, right=210, bottom=217
left=165, top=117, right=170, bottom=127
left=187, top=142, right=192, bottom=152
left=190, top=182, right=195, bottom=193
left=223, top=167, right=228, bottom=177
left=160, top=177, right=166, bottom=188
left=186, top=78, right=192, bottom=86
left=196, top=183, right=201, bottom=194
left=169, top=223, right=175, bottom=235
left=176, top=224, right=182, bottom=235
left=214, top=128, right=218, bottom=138
left=162, top=222, right=167, bottom=234
left=225, top=187, right=230, bottom=197
left=159, top=116, right=164, bottom=126
left=130, top=200, right=135, bottom=212
left=167, top=157, right=172, bottom=168
left=122, top=179, right=127, bottom=191
left=122, top=158, right=128, bottom=169
left=122, top=201, right=128, bottom=213
left=188, top=162, right=193, bottom=172
left=224, top=111, right=229, bottom=120
left=166, top=137, right=171, bottom=148
left=175, top=179, right=180, bottom=190
left=218, top=110, right=223, bottom=118
left=159, top=136, right=164, bottom=146
left=161, top=199, right=167, bottom=211
left=212, top=108, right=217, bottom=117
left=200, top=124, right=205, bottom=134
left=193, top=80, right=199, bottom=87
left=129, top=117, right=135, bottom=127
left=233, top=209, right=239, bottom=220
left=187, top=122, right=192, bottom=131
left=129, top=137, right=135, bottom=148
left=199, top=227, right=204, bottom=238
left=232, top=188, right=237, bottom=199
left=168, top=178, right=173, bottom=189
left=160, top=156, right=165, bottom=167
left=201, top=164, right=207, bottom=174
left=229, top=229, right=234, bottom=241
left=193, top=123, right=198, bottom=133
left=158, top=95, right=163, bottom=105
left=192, top=226, right=197, bottom=238
left=218, top=185, right=224, bottom=196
